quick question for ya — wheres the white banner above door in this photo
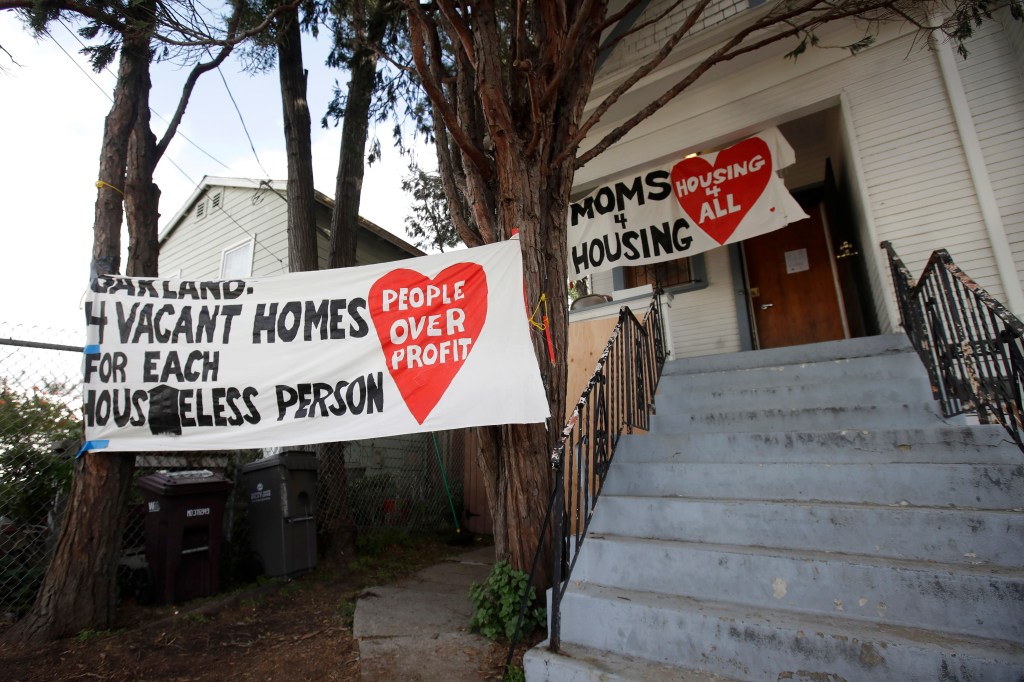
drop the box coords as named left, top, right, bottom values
left=567, top=127, right=808, bottom=278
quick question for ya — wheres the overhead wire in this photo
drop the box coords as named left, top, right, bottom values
left=210, top=50, right=274, bottom=181
left=210, top=199, right=287, bottom=273
left=56, top=18, right=232, bottom=174
left=51, top=16, right=294, bottom=252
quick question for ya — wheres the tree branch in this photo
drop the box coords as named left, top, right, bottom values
left=154, top=1, right=244, bottom=160
left=404, top=0, right=494, bottom=182
left=555, top=0, right=716, bottom=167
left=0, top=0, right=126, bottom=33
left=435, top=0, right=475, bottom=67
left=540, top=0, right=596, bottom=108
left=573, top=0, right=905, bottom=169
left=599, top=0, right=651, bottom=31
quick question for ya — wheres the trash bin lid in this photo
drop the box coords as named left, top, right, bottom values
left=137, top=469, right=232, bottom=496
left=242, top=453, right=318, bottom=474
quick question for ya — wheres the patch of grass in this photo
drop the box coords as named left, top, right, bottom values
left=76, top=628, right=113, bottom=642
left=347, top=530, right=454, bottom=586
left=183, top=612, right=209, bottom=624
left=504, top=664, right=526, bottom=682
left=337, top=598, right=357, bottom=627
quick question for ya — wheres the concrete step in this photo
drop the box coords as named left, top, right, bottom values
left=613, top=426, right=1021, bottom=465
left=659, top=353, right=930, bottom=392
left=590, top=496, right=1024, bottom=567
left=524, top=641, right=741, bottom=682
left=646, top=402, right=950, bottom=434
left=656, top=375, right=935, bottom=411
left=574, top=534, right=1024, bottom=642
left=663, top=334, right=914, bottom=376
left=600, top=461, right=1024, bottom=509
left=555, top=583, right=1024, bottom=682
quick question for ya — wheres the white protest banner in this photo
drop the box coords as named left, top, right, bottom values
left=80, top=239, right=549, bottom=453
left=567, top=127, right=808, bottom=277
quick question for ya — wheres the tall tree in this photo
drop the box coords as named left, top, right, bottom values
left=400, top=0, right=1020, bottom=583
left=275, top=5, right=320, bottom=272
left=0, top=0, right=294, bottom=644
left=402, top=164, right=461, bottom=252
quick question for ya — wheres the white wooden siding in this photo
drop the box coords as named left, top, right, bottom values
left=600, top=0, right=750, bottom=77
left=956, top=18, right=1024, bottom=291
left=664, top=247, right=741, bottom=358
left=1000, top=7, right=1024, bottom=79
left=161, top=184, right=420, bottom=279
left=159, top=186, right=289, bottom=279
left=578, top=20, right=1013, bottom=353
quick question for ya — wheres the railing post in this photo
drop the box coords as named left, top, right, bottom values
left=549, top=444, right=564, bottom=653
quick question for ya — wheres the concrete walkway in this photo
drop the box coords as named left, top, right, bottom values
left=353, top=546, right=499, bottom=681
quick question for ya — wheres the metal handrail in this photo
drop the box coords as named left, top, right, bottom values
left=503, top=294, right=667, bottom=667
left=548, top=295, right=666, bottom=651
left=882, top=241, right=1024, bottom=450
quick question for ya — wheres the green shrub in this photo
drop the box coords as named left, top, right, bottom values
left=468, top=560, right=545, bottom=642
left=0, top=380, right=78, bottom=525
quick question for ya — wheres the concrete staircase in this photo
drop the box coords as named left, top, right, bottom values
left=524, top=334, right=1024, bottom=681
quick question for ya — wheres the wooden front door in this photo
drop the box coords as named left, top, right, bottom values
left=743, top=199, right=846, bottom=349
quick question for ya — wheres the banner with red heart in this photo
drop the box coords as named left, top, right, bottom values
left=369, top=263, right=488, bottom=424
left=567, top=127, right=805, bottom=278
left=670, top=136, right=773, bottom=245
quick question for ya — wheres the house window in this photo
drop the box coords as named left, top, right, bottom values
left=625, top=257, right=693, bottom=289
left=221, top=238, right=254, bottom=278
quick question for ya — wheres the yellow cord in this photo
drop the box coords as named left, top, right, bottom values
left=95, top=180, right=124, bottom=196
left=528, top=293, right=547, bottom=331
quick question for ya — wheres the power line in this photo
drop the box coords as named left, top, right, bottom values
left=44, top=26, right=196, bottom=186
left=213, top=200, right=287, bottom=272
left=56, top=19, right=232, bottom=173
left=212, top=54, right=273, bottom=180
left=51, top=21, right=292, bottom=218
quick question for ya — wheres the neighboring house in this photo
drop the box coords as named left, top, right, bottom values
left=157, top=178, right=475, bottom=534
left=528, top=4, right=1024, bottom=681
left=158, top=176, right=423, bottom=279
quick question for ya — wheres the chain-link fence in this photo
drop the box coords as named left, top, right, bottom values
left=1, top=322, right=472, bottom=621
left=0, top=323, right=83, bottom=620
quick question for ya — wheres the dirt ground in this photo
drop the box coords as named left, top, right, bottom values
left=0, top=534, right=524, bottom=681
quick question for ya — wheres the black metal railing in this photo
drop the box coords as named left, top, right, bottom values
left=503, top=295, right=667, bottom=669
left=553, top=296, right=667, bottom=652
left=882, top=241, right=1024, bottom=451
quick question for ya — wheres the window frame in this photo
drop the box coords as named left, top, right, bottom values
left=220, top=236, right=255, bottom=279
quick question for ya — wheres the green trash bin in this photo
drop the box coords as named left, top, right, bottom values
left=242, top=452, right=318, bottom=577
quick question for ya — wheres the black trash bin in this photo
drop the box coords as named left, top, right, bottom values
left=137, top=470, right=232, bottom=605
left=242, top=453, right=318, bottom=578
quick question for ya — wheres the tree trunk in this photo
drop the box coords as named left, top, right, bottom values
left=4, top=454, right=136, bottom=644
left=125, top=61, right=161, bottom=278
left=326, top=47, right=377, bottom=269
left=277, top=10, right=319, bottom=273
left=315, top=441, right=356, bottom=565
left=88, top=31, right=148, bottom=280
left=4, top=23, right=156, bottom=647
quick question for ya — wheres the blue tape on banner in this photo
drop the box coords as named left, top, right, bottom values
left=76, top=440, right=110, bottom=458
left=84, top=345, right=100, bottom=354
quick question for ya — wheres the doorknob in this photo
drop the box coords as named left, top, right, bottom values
left=760, top=303, right=774, bottom=310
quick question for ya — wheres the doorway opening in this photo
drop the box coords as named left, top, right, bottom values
left=739, top=108, right=878, bottom=350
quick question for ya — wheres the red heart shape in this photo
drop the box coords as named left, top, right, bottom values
left=369, top=264, right=488, bottom=424
left=670, top=137, right=773, bottom=244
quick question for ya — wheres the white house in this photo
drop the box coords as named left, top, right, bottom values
left=568, top=2, right=1024, bottom=358
left=158, top=176, right=423, bottom=279
left=528, top=3, right=1024, bottom=680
